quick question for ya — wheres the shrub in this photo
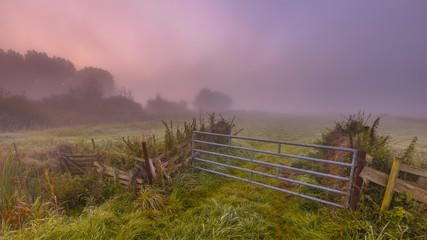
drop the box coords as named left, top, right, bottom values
left=0, top=89, right=49, bottom=131
left=48, top=173, right=124, bottom=214
left=132, top=187, right=168, bottom=217
left=314, top=113, right=426, bottom=238
left=0, top=148, right=50, bottom=229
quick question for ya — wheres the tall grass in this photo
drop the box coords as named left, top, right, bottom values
left=1, top=114, right=426, bottom=239
left=0, top=152, right=20, bottom=216
left=0, top=149, right=53, bottom=229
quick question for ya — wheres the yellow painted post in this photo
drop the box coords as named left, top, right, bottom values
left=381, top=157, right=401, bottom=211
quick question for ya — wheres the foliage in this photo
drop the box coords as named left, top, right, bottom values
left=146, top=93, right=189, bottom=118
left=75, top=67, right=115, bottom=97
left=0, top=48, right=151, bottom=131
left=314, top=113, right=426, bottom=238
left=40, top=91, right=147, bottom=126
left=0, top=149, right=53, bottom=229
left=335, top=193, right=426, bottom=239
left=193, top=88, right=232, bottom=112
left=0, top=89, right=50, bottom=131
left=0, top=86, right=148, bottom=132
left=0, top=49, right=113, bottom=99
left=401, top=136, right=418, bottom=166
left=1, top=172, right=277, bottom=240
left=132, top=187, right=168, bottom=217
left=47, top=173, right=124, bottom=214
left=317, top=113, right=394, bottom=171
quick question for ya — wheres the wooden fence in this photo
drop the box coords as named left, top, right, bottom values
left=60, top=154, right=155, bottom=188
left=59, top=155, right=99, bottom=175
left=58, top=139, right=193, bottom=189
left=59, top=142, right=156, bottom=188
left=359, top=156, right=427, bottom=210
left=93, top=161, right=144, bottom=188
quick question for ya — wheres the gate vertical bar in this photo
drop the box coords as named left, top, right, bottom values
left=346, top=150, right=358, bottom=208
left=191, top=132, right=195, bottom=169
left=228, top=136, right=231, bottom=166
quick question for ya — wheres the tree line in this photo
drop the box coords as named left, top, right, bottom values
left=0, top=49, right=115, bottom=99
left=0, top=49, right=232, bottom=131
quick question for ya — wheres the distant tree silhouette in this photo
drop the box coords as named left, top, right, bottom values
left=0, top=49, right=26, bottom=92
left=0, top=48, right=115, bottom=99
left=118, top=86, right=134, bottom=101
left=0, top=88, right=48, bottom=131
left=76, top=67, right=115, bottom=97
left=0, top=48, right=152, bottom=130
left=24, top=50, right=77, bottom=97
left=193, top=88, right=232, bottom=112
left=146, top=93, right=188, bottom=117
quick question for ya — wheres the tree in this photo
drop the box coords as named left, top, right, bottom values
left=193, top=88, right=232, bottom=112
left=146, top=93, right=188, bottom=117
left=76, top=67, right=115, bottom=97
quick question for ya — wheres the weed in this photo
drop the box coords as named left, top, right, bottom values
left=133, top=187, right=168, bottom=217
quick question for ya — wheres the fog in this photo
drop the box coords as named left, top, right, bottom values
left=1, top=1, right=427, bottom=117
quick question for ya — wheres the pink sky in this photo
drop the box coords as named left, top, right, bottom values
left=1, top=1, right=427, bottom=116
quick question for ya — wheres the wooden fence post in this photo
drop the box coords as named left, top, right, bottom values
left=112, top=167, right=117, bottom=181
left=142, top=142, right=153, bottom=185
left=91, top=138, right=96, bottom=151
left=100, top=165, right=104, bottom=178
left=381, top=157, right=401, bottom=211
left=350, top=151, right=366, bottom=211
left=128, top=170, right=133, bottom=187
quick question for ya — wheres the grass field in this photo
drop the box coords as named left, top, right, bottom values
left=1, top=113, right=426, bottom=239
left=2, top=113, right=426, bottom=155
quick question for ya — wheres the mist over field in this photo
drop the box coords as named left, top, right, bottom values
left=2, top=2, right=427, bottom=238
left=1, top=0, right=427, bottom=118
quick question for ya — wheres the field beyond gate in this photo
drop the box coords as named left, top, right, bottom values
left=192, top=131, right=359, bottom=208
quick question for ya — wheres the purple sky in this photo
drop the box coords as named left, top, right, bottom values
left=1, top=1, right=426, bottom=116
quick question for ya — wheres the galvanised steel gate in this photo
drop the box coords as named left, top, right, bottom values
left=191, top=131, right=359, bottom=208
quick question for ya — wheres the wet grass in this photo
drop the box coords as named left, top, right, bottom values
left=1, top=171, right=348, bottom=239
left=1, top=113, right=426, bottom=239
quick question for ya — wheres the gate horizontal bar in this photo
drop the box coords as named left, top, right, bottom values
left=194, top=148, right=350, bottom=181
left=193, top=140, right=353, bottom=167
left=194, top=157, right=250, bottom=173
left=192, top=131, right=358, bottom=209
left=193, top=131, right=357, bottom=153
left=194, top=157, right=347, bottom=195
left=192, top=165, right=345, bottom=208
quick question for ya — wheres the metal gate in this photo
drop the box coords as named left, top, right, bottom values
left=191, top=131, right=359, bottom=208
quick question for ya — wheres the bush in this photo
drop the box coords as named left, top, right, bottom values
left=314, top=113, right=426, bottom=238
left=0, top=148, right=49, bottom=229
left=48, top=173, right=124, bottom=214
left=0, top=89, right=49, bottom=131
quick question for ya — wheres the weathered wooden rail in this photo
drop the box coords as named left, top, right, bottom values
left=93, top=161, right=144, bottom=187
left=60, top=154, right=155, bottom=188
left=59, top=141, right=157, bottom=188
left=59, top=155, right=99, bottom=175
left=360, top=156, right=427, bottom=210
